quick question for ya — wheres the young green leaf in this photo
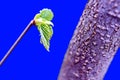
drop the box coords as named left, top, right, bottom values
left=34, top=8, right=54, bottom=51
left=37, top=24, right=53, bottom=51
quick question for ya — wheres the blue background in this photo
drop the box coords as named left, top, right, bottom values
left=0, top=0, right=119, bottom=80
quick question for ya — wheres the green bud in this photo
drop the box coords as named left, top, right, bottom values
left=39, top=8, right=54, bottom=21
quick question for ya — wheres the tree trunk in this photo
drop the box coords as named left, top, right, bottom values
left=58, top=0, right=120, bottom=80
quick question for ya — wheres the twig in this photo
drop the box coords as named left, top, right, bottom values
left=0, top=20, right=34, bottom=66
left=0, top=8, right=54, bottom=66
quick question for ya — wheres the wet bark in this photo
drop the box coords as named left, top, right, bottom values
left=58, top=0, right=120, bottom=80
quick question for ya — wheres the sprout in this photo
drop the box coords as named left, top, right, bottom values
left=0, top=8, right=54, bottom=66
left=34, top=8, right=54, bottom=51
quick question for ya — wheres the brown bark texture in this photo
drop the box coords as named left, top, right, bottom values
left=58, top=0, right=120, bottom=80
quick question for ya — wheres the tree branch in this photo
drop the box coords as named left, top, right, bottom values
left=58, top=0, right=120, bottom=80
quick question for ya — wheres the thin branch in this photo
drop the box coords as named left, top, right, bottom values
left=0, top=20, right=34, bottom=66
